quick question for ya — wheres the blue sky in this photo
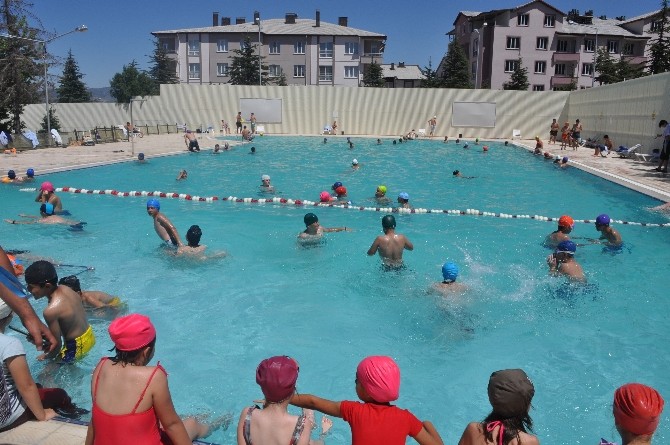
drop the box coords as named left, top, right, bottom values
left=30, top=0, right=658, bottom=88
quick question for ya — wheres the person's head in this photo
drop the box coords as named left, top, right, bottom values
left=146, top=198, right=160, bottom=216
left=7, top=170, right=15, bottom=180
left=659, top=119, right=668, bottom=128
left=323, top=137, right=327, bottom=143
left=214, top=144, right=220, bottom=152
left=398, top=192, right=409, bottom=203
left=381, top=215, right=396, bottom=231
left=555, top=240, right=577, bottom=260
left=504, top=140, right=508, bottom=145
left=562, top=156, right=569, bottom=164
left=186, top=129, right=191, bottom=134
left=535, top=136, right=540, bottom=141
left=251, top=146, right=256, bottom=153
left=552, top=118, right=556, bottom=122
left=256, top=356, right=299, bottom=404
left=613, top=383, right=664, bottom=441
left=58, top=275, right=82, bottom=293
left=335, top=186, right=347, bottom=197
left=108, top=314, right=157, bottom=365
left=304, top=212, right=319, bottom=228
left=26, top=168, right=34, bottom=178
left=319, top=191, right=331, bottom=203
left=453, top=170, right=461, bottom=176
left=595, top=214, right=610, bottom=231
left=375, top=185, right=387, bottom=197
left=393, top=140, right=397, bottom=145
left=442, top=262, right=459, bottom=282
left=543, top=152, right=551, bottom=158
left=24, top=260, right=58, bottom=298
left=485, top=369, right=535, bottom=438
left=261, top=174, right=271, bottom=186
left=355, top=356, right=400, bottom=403
left=352, top=159, right=358, bottom=167
left=40, top=203, right=55, bottom=216
left=331, top=181, right=343, bottom=191
left=186, top=225, right=202, bottom=247
left=40, top=181, right=54, bottom=193
left=250, top=112, right=255, bottom=116
left=604, top=135, right=610, bottom=140
left=558, top=215, right=574, bottom=233
left=576, top=119, right=580, bottom=124
left=138, top=152, right=145, bottom=161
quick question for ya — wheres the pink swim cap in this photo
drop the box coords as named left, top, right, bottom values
left=320, top=191, right=331, bottom=202
left=356, top=356, right=400, bottom=403
left=40, top=181, right=54, bottom=192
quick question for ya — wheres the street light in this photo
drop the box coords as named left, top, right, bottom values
left=129, top=96, right=146, bottom=157
left=472, top=22, right=487, bottom=89
left=0, top=25, right=87, bottom=145
left=254, top=11, right=261, bottom=86
left=568, top=20, right=597, bottom=87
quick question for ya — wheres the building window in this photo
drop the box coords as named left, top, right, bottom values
left=534, top=61, right=546, bottom=74
left=268, top=65, right=282, bottom=77
left=159, top=38, right=175, bottom=53
left=216, top=63, right=229, bottom=76
left=344, top=42, right=358, bottom=55
left=319, top=42, right=333, bottom=58
left=294, top=41, right=305, bottom=54
left=608, top=40, right=619, bottom=54
left=269, top=41, right=280, bottom=55
left=506, top=37, right=520, bottom=50
left=344, top=66, right=359, bottom=78
left=319, top=65, right=333, bottom=81
left=651, top=21, right=662, bottom=32
left=216, top=39, right=228, bottom=52
left=293, top=65, right=305, bottom=78
left=504, top=60, right=518, bottom=72
left=536, top=37, right=548, bottom=50
left=517, top=14, right=529, bottom=26
left=622, top=42, right=634, bottom=55
left=533, top=85, right=545, bottom=91
left=473, top=38, right=479, bottom=56
left=240, top=40, right=249, bottom=50
left=557, top=40, right=568, bottom=52
left=544, top=15, right=555, bottom=27
left=188, top=63, right=200, bottom=79
left=554, top=64, right=566, bottom=75
left=585, top=39, right=595, bottom=52
left=188, top=38, right=200, bottom=56
left=582, top=63, right=593, bottom=76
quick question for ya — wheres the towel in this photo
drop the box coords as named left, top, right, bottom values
left=22, top=130, right=39, bottom=148
left=50, top=128, right=62, bottom=145
left=0, top=131, right=8, bottom=146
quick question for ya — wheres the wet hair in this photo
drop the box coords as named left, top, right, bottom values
left=660, top=120, right=668, bottom=127
left=251, top=146, right=256, bottom=152
left=110, top=337, right=157, bottom=366
left=24, top=260, right=58, bottom=286
left=186, top=225, right=202, bottom=247
left=58, top=275, right=81, bottom=293
left=382, top=215, right=396, bottom=229
left=604, top=135, right=609, bottom=139
left=481, top=411, right=534, bottom=445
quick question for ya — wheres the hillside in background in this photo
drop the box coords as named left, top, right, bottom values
left=88, top=87, right=113, bottom=102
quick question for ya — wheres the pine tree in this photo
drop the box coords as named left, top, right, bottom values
left=229, top=37, right=269, bottom=85
left=503, top=58, right=530, bottom=90
left=40, top=106, right=60, bottom=132
left=440, top=40, right=471, bottom=89
left=363, top=61, right=384, bottom=87
left=595, top=48, right=619, bottom=84
left=56, top=50, right=91, bottom=103
left=420, top=59, right=442, bottom=88
left=109, top=61, right=155, bottom=103
left=648, top=0, right=670, bottom=74
left=148, top=37, right=178, bottom=90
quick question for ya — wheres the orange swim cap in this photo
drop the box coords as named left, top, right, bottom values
left=558, top=215, right=574, bottom=228
left=614, top=383, right=664, bottom=436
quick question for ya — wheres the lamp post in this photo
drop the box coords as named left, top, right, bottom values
left=129, top=96, right=146, bottom=157
left=0, top=25, right=87, bottom=145
left=255, top=12, right=262, bottom=86
left=568, top=20, right=597, bottom=87
left=472, top=22, right=487, bottom=89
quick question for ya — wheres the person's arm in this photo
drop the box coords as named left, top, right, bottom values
left=290, top=394, right=342, bottom=418
left=157, top=215, right=184, bottom=246
left=322, top=226, right=350, bottom=233
left=152, top=371, right=194, bottom=445
left=457, top=422, right=479, bottom=445
left=367, top=238, right=380, bottom=256
left=39, top=308, right=63, bottom=360
left=82, top=292, right=107, bottom=309
left=35, top=191, right=44, bottom=203
left=4, top=219, right=35, bottom=225
left=413, top=420, right=444, bottom=445
left=6, top=355, right=56, bottom=421
left=404, top=237, right=414, bottom=251
left=236, top=408, right=248, bottom=445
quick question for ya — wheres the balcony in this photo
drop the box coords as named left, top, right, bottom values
left=550, top=76, right=575, bottom=87
left=623, top=55, right=648, bottom=66
left=552, top=52, right=581, bottom=63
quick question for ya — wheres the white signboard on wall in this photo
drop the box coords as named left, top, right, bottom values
left=240, top=98, right=282, bottom=123
left=452, top=101, right=496, bottom=128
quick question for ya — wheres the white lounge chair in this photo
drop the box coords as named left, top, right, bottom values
left=322, top=125, right=332, bottom=135
left=616, top=144, right=641, bottom=158
left=635, top=149, right=660, bottom=162
left=417, top=129, right=426, bottom=137
left=512, top=129, right=521, bottom=139
left=256, top=125, right=265, bottom=135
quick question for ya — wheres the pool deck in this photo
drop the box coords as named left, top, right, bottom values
left=0, top=133, right=669, bottom=444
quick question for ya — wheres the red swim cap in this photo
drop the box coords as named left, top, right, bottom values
left=613, top=383, right=664, bottom=436
left=335, top=186, right=347, bottom=196
left=108, top=314, right=156, bottom=351
left=558, top=215, right=574, bottom=228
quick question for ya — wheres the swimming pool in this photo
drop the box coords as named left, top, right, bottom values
left=1, top=136, right=669, bottom=444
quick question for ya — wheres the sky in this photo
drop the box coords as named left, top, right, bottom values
left=28, top=0, right=659, bottom=88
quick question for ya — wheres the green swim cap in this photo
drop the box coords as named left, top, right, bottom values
left=377, top=185, right=387, bottom=194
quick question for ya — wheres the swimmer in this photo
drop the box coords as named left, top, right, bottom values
left=545, top=215, right=574, bottom=248
left=58, top=275, right=123, bottom=311
left=463, top=142, right=469, bottom=149
left=351, top=159, right=360, bottom=170
left=184, top=130, right=200, bottom=151
left=176, top=169, right=188, bottom=180
left=504, top=141, right=509, bottom=146
left=331, top=181, right=343, bottom=192
left=349, top=142, right=354, bottom=149
left=377, top=138, right=382, bottom=145
left=453, top=170, right=475, bottom=179
left=213, top=144, right=221, bottom=153
left=432, top=262, right=467, bottom=295
left=34, top=181, right=63, bottom=213
left=559, top=156, right=569, bottom=168
left=146, top=199, right=183, bottom=247
left=393, top=140, right=397, bottom=145
left=543, top=151, right=552, bottom=159
left=223, top=142, right=230, bottom=150
left=456, top=138, right=460, bottom=144
left=367, top=215, right=413, bottom=268
left=2, top=170, right=18, bottom=183
left=137, top=153, right=146, bottom=162
left=482, top=145, right=489, bottom=152
left=443, top=136, right=449, bottom=143
left=250, top=146, right=256, bottom=153
left=177, top=224, right=207, bottom=255
left=546, top=240, right=585, bottom=282
left=260, top=174, right=275, bottom=192
left=594, top=214, right=622, bottom=246
left=319, top=191, right=336, bottom=203
left=323, top=137, right=327, bottom=144
left=651, top=201, right=670, bottom=212
left=397, top=192, right=411, bottom=209
left=475, top=138, right=479, bottom=145
left=5, top=204, right=82, bottom=227
left=298, top=213, right=350, bottom=240
left=23, top=168, right=35, bottom=181
left=534, top=136, right=543, bottom=153
left=375, top=185, right=391, bottom=204
left=334, top=186, right=349, bottom=202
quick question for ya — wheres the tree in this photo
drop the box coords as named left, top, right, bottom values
left=420, top=59, right=442, bottom=88
left=109, top=61, right=155, bottom=104
left=40, top=106, right=60, bottom=132
left=362, top=61, right=384, bottom=87
left=440, top=39, right=471, bottom=89
left=56, top=49, right=91, bottom=103
left=273, top=72, right=287, bottom=86
left=148, top=37, right=178, bottom=90
left=595, top=48, right=646, bottom=84
left=229, top=37, right=269, bottom=85
left=503, top=58, right=530, bottom=90
left=648, top=0, right=670, bottom=74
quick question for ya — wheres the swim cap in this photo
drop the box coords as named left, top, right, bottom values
left=554, top=155, right=561, bottom=160
left=26, top=168, right=34, bottom=177
left=453, top=170, right=460, bottom=176
left=7, top=170, right=16, bottom=179
left=186, top=130, right=191, bottom=133
left=555, top=240, right=577, bottom=254
left=40, top=203, right=55, bottom=215
left=335, top=186, right=347, bottom=196
left=256, top=356, right=299, bottom=403
left=304, top=213, right=318, bottom=226
left=261, top=174, right=271, bottom=181
left=398, top=192, right=409, bottom=201
left=332, top=181, right=343, bottom=191
left=356, top=356, right=400, bottom=403
left=108, top=314, right=156, bottom=352
left=40, top=181, right=54, bottom=192
left=535, top=136, right=540, bottom=139
left=352, top=159, right=358, bottom=165
left=488, top=369, right=535, bottom=418
left=381, top=215, right=396, bottom=229
left=558, top=215, right=574, bottom=228
left=562, top=156, right=569, bottom=163
left=319, top=191, right=331, bottom=202
left=186, top=225, right=202, bottom=246
left=442, top=262, right=459, bottom=281
left=613, top=383, right=664, bottom=436
left=146, top=198, right=160, bottom=210
left=58, top=275, right=81, bottom=293
left=596, top=214, right=610, bottom=226
left=377, top=185, right=387, bottom=194
left=483, top=146, right=489, bottom=151
left=138, top=153, right=145, bottom=160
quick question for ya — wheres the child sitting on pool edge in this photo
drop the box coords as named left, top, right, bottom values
left=290, top=355, right=444, bottom=445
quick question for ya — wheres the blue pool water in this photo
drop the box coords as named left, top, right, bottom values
left=1, top=136, right=669, bottom=445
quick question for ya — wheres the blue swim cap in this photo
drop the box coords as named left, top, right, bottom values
left=562, top=156, right=569, bottom=163
left=442, top=262, right=459, bottom=281
left=146, top=198, right=160, bottom=210
left=398, top=192, right=409, bottom=201
left=7, top=170, right=16, bottom=179
left=596, top=214, right=610, bottom=226
left=138, top=153, right=145, bottom=160
left=26, top=168, right=34, bottom=177
left=556, top=240, right=576, bottom=254
left=332, top=181, right=343, bottom=190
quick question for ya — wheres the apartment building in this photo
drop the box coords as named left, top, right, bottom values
left=445, top=0, right=653, bottom=91
left=381, top=62, right=425, bottom=88
left=151, top=11, right=386, bottom=87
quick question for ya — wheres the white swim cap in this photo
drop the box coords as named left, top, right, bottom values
left=261, top=175, right=270, bottom=181
left=352, top=159, right=358, bottom=165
